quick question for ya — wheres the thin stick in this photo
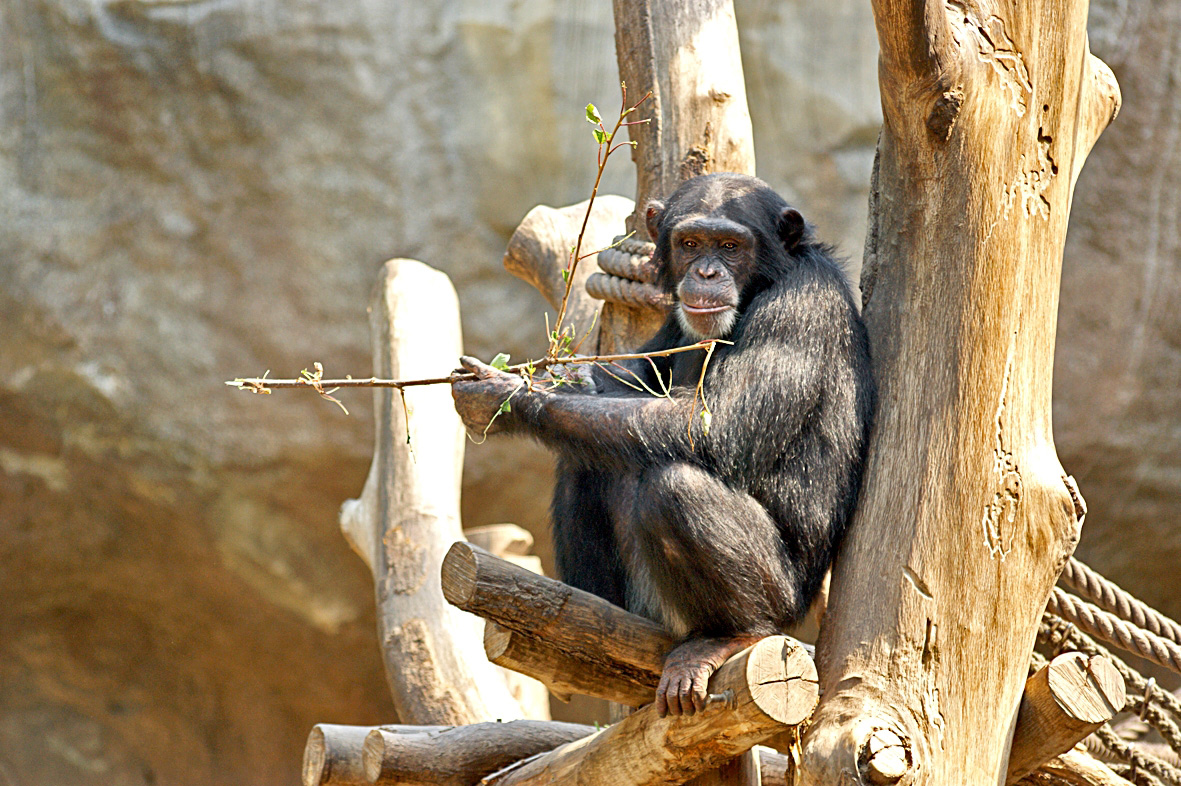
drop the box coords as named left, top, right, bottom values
left=226, top=341, right=723, bottom=394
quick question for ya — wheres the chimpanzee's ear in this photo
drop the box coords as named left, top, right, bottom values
left=778, top=207, right=806, bottom=251
left=645, top=200, right=665, bottom=243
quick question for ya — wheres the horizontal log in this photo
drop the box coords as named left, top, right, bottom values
left=441, top=541, right=674, bottom=681
left=481, top=636, right=818, bottom=786
left=1006, top=652, right=1125, bottom=783
left=304, top=724, right=405, bottom=786
left=483, top=622, right=658, bottom=707
left=362, top=721, right=594, bottom=785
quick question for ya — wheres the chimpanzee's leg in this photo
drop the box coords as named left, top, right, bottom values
left=631, top=461, right=801, bottom=715
left=551, top=460, right=628, bottom=610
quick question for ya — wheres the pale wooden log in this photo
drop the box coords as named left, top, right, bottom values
left=502, top=195, right=634, bottom=353
left=483, top=621, right=658, bottom=707
left=1006, top=654, right=1125, bottom=783
left=303, top=725, right=373, bottom=786
left=463, top=524, right=533, bottom=558
left=1016, top=749, right=1133, bottom=786
left=757, top=747, right=789, bottom=785
left=441, top=541, right=675, bottom=683
left=798, top=0, right=1121, bottom=781
left=362, top=721, right=594, bottom=786
left=482, top=636, right=817, bottom=786
left=338, top=259, right=525, bottom=725
left=602, top=0, right=756, bottom=354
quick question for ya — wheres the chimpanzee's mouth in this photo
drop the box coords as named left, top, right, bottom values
left=680, top=302, right=732, bottom=315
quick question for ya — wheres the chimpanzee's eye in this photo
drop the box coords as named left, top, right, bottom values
left=721, top=241, right=738, bottom=251
left=682, top=239, right=698, bottom=249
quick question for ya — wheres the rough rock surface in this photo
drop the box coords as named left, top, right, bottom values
left=0, top=0, right=1176, bottom=784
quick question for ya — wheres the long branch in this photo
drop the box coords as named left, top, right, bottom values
left=225, top=340, right=723, bottom=393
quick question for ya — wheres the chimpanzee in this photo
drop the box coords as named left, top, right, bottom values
left=451, top=173, right=874, bottom=716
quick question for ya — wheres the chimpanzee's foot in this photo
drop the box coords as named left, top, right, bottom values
left=656, top=635, right=762, bottom=717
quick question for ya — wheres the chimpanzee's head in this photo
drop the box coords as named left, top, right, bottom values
left=645, top=173, right=807, bottom=340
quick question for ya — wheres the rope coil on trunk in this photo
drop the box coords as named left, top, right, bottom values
left=586, top=235, right=671, bottom=310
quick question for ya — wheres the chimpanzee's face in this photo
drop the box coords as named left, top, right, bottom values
left=664, top=214, right=756, bottom=339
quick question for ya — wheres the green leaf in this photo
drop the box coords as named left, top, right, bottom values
left=498, top=399, right=512, bottom=414
left=585, top=103, right=602, bottom=125
left=490, top=352, right=511, bottom=370
left=561, top=269, right=570, bottom=282
left=700, top=410, right=713, bottom=435
left=592, top=128, right=610, bottom=145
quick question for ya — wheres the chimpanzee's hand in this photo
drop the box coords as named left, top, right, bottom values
left=450, top=356, right=527, bottom=437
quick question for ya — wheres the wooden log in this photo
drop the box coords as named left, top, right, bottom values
left=757, top=747, right=789, bottom=786
left=441, top=541, right=675, bottom=684
left=796, top=0, right=1121, bottom=780
left=303, top=725, right=374, bottom=786
left=338, top=259, right=526, bottom=725
left=502, top=195, right=635, bottom=353
left=1016, top=749, right=1134, bottom=786
left=483, top=621, right=658, bottom=707
left=1006, top=653, right=1125, bottom=783
left=361, top=721, right=594, bottom=786
left=602, top=0, right=756, bottom=354
left=462, top=524, right=549, bottom=719
left=480, top=636, right=817, bottom=786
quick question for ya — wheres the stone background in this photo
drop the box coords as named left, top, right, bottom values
left=0, top=1, right=1177, bottom=784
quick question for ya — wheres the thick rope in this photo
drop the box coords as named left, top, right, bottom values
left=1048, top=588, right=1181, bottom=675
left=585, top=272, right=671, bottom=309
left=1093, top=726, right=1181, bottom=786
left=596, top=236, right=659, bottom=284
left=1061, top=558, right=1181, bottom=647
left=1040, top=615, right=1181, bottom=755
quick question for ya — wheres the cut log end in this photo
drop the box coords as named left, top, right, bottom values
left=302, top=727, right=327, bottom=786
left=440, top=541, right=479, bottom=608
left=744, top=638, right=819, bottom=727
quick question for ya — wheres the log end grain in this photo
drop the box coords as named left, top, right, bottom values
left=745, top=637, right=819, bottom=727
left=441, top=541, right=479, bottom=608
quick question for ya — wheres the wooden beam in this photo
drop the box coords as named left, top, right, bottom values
left=601, top=0, right=757, bottom=354
left=483, top=621, right=658, bottom=707
left=338, top=259, right=525, bottom=725
left=1016, top=749, right=1134, bottom=786
left=361, top=721, right=594, bottom=786
left=1006, top=653, right=1126, bottom=783
left=481, top=636, right=816, bottom=786
left=303, top=724, right=374, bottom=786
left=441, top=541, right=674, bottom=684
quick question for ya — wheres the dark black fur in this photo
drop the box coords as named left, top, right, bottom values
left=514, top=173, right=875, bottom=639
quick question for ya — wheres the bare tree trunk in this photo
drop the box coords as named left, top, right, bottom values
left=603, top=0, right=757, bottom=353
left=339, top=259, right=525, bottom=725
left=799, top=0, right=1121, bottom=782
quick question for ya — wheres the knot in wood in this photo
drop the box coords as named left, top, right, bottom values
left=861, top=728, right=911, bottom=785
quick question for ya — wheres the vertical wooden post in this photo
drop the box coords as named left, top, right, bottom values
left=604, top=0, right=757, bottom=353
left=798, top=0, right=1121, bottom=782
left=339, top=259, right=526, bottom=725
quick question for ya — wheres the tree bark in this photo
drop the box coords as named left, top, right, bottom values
left=441, top=541, right=674, bottom=687
left=1006, top=653, right=1125, bottom=783
left=361, top=721, right=594, bottom=786
left=483, top=621, right=659, bottom=707
left=602, top=0, right=757, bottom=353
left=800, top=0, right=1121, bottom=782
left=338, top=259, right=525, bottom=725
left=481, top=636, right=817, bottom=786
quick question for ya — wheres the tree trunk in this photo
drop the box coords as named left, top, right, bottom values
left=338, top=259, right=526, bottom=725
left=799, top=0, right=1121, bottom=782
left=602, top=0, right=757, bottom=353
